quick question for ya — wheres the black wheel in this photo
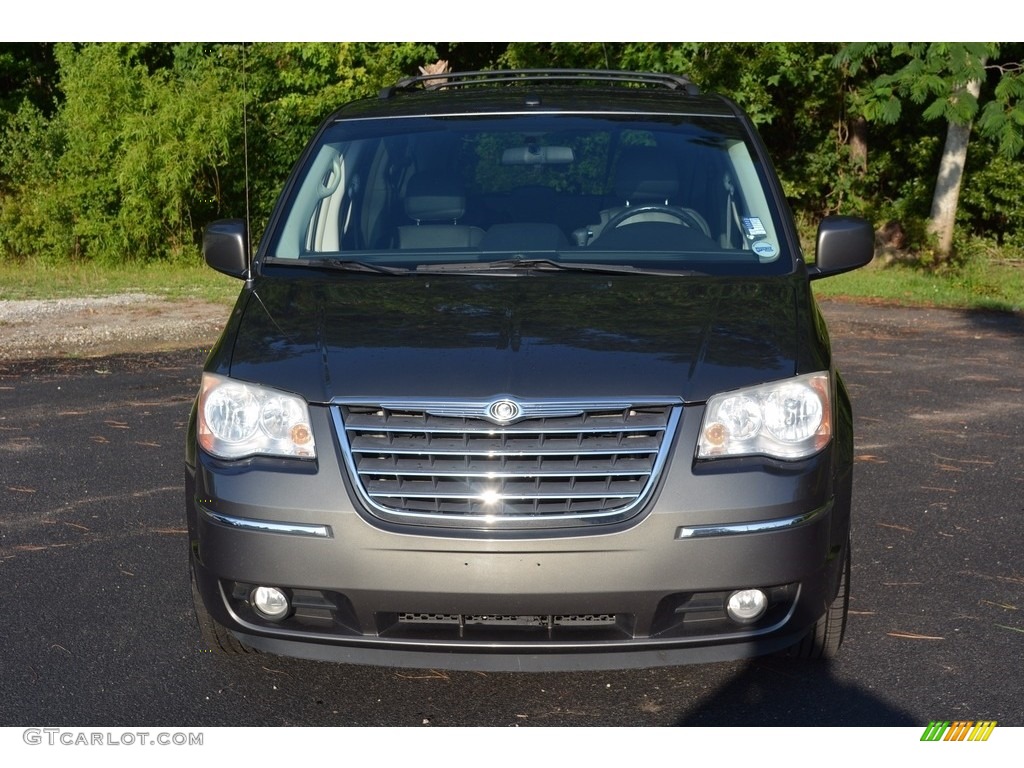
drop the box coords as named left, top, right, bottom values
left=604, top=204, right=712, bottom=238
left=788, top=540, right=850, bottom=660
left=191, top=564, right=259, bottom=656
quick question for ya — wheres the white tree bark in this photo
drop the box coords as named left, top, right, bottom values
left=928, top=77, right=983, bottom=259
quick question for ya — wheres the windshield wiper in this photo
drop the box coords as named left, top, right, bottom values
left=266, top=257, right=411, bottom=275
left=324, top=258, right=412, bottom=275
left=416, top=258, right=695, bottom=276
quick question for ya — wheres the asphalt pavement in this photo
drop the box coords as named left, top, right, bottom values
left=0, top=301, right=1020, bottom=727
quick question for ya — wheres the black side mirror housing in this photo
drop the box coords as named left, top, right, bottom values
left=203, top=219, right=250, bottom=280
left=809, top=216, right=874, bottom=280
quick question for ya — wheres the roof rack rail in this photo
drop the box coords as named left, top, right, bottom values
left=379, top=69, right=701, bottom=99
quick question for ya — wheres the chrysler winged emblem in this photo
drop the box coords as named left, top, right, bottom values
left=486, top=399, right=521, bottom=424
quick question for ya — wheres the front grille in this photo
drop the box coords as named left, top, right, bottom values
left=384, top=611, right=632, bottom=641
left=332, top=399, right=681, bottom=529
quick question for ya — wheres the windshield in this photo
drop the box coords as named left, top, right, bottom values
left=264, top=114, right=791, bottom=274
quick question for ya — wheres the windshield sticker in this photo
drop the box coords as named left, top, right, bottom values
left=752, top=241, right=778, bottom=259
left=742, top=217, right=767, bottom=238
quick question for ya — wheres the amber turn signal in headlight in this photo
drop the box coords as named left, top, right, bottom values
left=198, top=373, right=316, bottom=460
left=698, top=372, right=831, bottom=460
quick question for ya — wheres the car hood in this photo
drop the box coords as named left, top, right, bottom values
left=226, top=273, right=806, bottom=405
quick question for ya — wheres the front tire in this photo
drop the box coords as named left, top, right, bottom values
left=788, top=541, right=850, bottom=660
left=191, top=564, right=259, bottom=656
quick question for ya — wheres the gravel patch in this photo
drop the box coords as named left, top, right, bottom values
left=0, top=293, right=230, bottom=361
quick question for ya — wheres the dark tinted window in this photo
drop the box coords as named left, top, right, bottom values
left=265, top=114, right=790, bottom=273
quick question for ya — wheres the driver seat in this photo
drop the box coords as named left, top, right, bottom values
left=574, top=146, right=708, bottom=245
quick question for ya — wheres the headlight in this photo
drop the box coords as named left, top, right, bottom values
left=198, top=373, right=316, bottom=460
left=697, top=372, right=831, bottom=460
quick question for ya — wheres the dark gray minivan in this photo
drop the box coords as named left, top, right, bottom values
left=186, top=69, right=873, bottom=670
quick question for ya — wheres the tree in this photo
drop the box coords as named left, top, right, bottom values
left=929, top=74, right=983, bottom=257
left=837, top=43, right=1024, bottom=260
left=0, top=43, right=243, bottom=263
left=0, top=44, right=59, bottom=124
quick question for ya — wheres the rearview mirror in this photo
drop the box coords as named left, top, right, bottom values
left=501, top=145, right=574, bottom=166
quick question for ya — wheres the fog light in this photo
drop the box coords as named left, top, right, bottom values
left=726, top=588, right=768, bottom=624
left=252, top=586, right=290, bottom=621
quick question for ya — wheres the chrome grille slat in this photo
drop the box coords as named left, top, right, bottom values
left=333, top=399, right=681, bottom=529
left=343, top=411, right=671, bottom=433
left=366, top=488, right=641, bottom=500
left=360, top=468, right=653, bottom=479
left=349, top=435, right=664, bottom=454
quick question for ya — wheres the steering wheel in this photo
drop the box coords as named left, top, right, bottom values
left=604, top=205, right=712, bottom=239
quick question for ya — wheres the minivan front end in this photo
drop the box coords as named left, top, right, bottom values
left=186, top=275, right=853, bottom=670
left=186, top=69, right=870, bottom=670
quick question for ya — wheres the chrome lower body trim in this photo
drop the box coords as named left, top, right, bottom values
left=199, top=506, right=332, bottom=538
left=676, top=501, right=829, bottom=539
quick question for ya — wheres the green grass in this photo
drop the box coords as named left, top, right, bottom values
left=0, top=259, right=240, bottom=304
left=812, top=256, right=1024, bottom=313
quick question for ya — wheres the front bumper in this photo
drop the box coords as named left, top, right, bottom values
left=186, top=404, right=851, bottom=671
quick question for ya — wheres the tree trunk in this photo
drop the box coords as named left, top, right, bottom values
left=928, top=76, right=983, bottom=261
left=849, top=115, right=868, bottom=174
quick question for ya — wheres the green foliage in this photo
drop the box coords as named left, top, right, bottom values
left=0, top=43, right=58, bottom=123
left=0, top=43, right=243, bottom=264
left=839, top=43, right=993, bottom=126
left=117, top=45, right=244, bottom=258
left=498, top=43, right=615, bottom=70
left=0, top=100, right=64, bottom=259
left=977, top=65, right=1024, bottom=157
left=960, top=143, right=1024, bottom=248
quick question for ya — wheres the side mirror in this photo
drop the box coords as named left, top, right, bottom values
left=809, top=216, right=874, bottom=280
left=203, top=219, right=250, bottom=280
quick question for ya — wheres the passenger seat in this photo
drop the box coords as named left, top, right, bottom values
left=397, top=172, right=485, bottom=249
